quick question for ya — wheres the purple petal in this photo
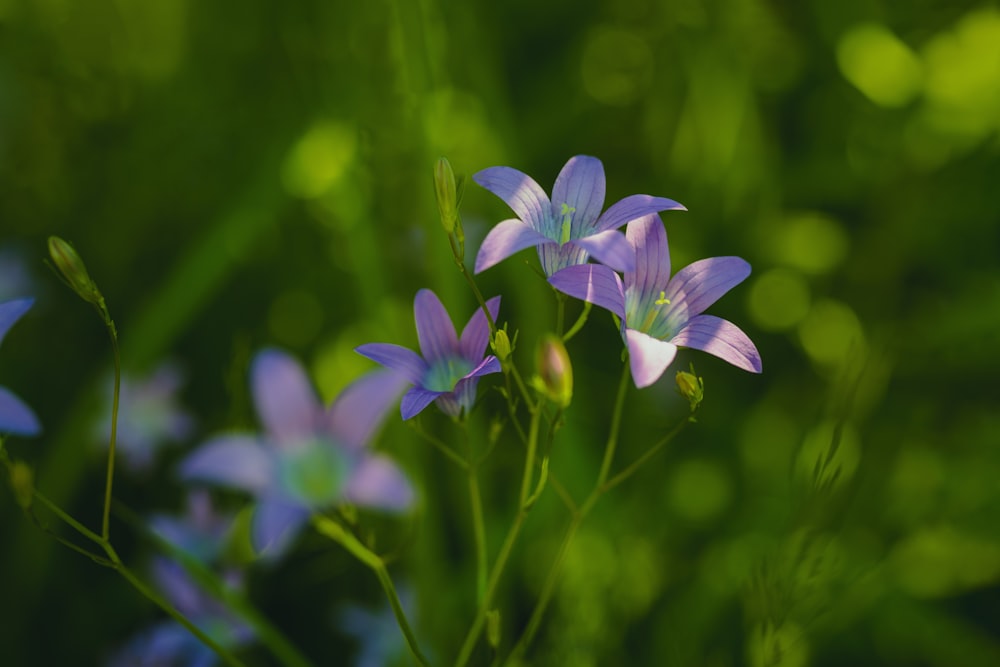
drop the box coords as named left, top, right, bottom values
left=459, top=296, right=501, bottom=362
left=326, top=369, right=409, bottom=451
left=252, top=498, right=310, bottom=558
left=474, top=219, right=553, bottom=274
left=151, top=558, right=205, bottom=616
left=344, top=455, right=414, bottom=512
left=0, top=386, right=41, bottom=436
left=473, top=166, right=551, bottom=232
left=552, top=156, right=606, bottom=234
left=252, top=349, right=322, bottom=448
left=414, top=289, right=458, bottom=363
left=178, top=435, right=274, bottom=494
left=355, top=343, right=427, bottom=385
left=572, top=230, right=636, bottom=272
left=664, top=257, right=752, bottom=318
left=594, top=195, right=686, bottom=233
left=548, top=265, right=626, bottom=319
left=625, top=328, right=678, bottom=388
left=400, top=386, right=443, bottom=420
left=672, top=315, right=762, bottom=373
left=624, top=215, right=671, bottom=304
left=0, top=298, right=33, bottom=346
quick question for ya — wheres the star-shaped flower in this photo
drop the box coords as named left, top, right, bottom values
left=0, top=298, right=41, bottom=437
left=179, top=348, right=413, bottom=558
left=355, top=289, right=501, bottom=420
left=550, top=214, right=762, bottom=388
left=474, top=155, right=685, bottom=276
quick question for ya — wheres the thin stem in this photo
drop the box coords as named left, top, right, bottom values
left=561, top=301, right=591, bottom=342
left=468, top=466, right=488, bottom=604
left=408, top=420, right=469, bottom=470
left=101, top=314, right=121, bottom=540
left=519, top=409, right=541, bottom=508
left=554, top=292, right=566, bottom=337
left=314, top=517, right=431, bottom=667
left=602, top=416, right=692, bottom=494
left=596, top=363, right=631, bottom=487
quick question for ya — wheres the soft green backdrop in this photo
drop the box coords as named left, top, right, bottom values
left=1, top=0, right=998, bottom=665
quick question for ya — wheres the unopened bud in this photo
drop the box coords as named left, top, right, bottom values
left=9, top=461, right=34, bottom=510
left=486, top=609, right=501, bottom=649
left=534, top=335, right=573, bottom=408
left=434, top=157, right=459, bottom=234
left=491, top=328, right=512, bottom=364
left=48, top=236, right=104, bottom=307
left=675, top=365, right=704, bottom=413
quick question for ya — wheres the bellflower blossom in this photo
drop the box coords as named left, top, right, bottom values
left=355, top=289, right=501, bottom=420
left=0, top=298, right=41, bottom=437
left=550, top=214, right=762, bottom=388
left=180, top=348, right=414, bottom=558
left=473, top=155, right=686, bottom=276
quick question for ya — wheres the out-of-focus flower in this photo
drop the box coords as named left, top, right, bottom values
left=94, top=363, right=195, bottom=472
left=473, top=155, right=685, bottom=276
left=180, top=348, right=413, bottom=559
left=149, top=490, right=235, bottom=564
left=338, top=586, right=416, bottom=667
left=106, top=558, right=252, bottom=667
left=0, top=247, right=38, bottom=303
left=355, top=289, right=501, bottom=420
left=0, top=298, right=41, bottom=437
left=550, top=214, right=761, bottom=388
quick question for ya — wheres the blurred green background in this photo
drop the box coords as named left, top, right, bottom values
left=2, top=0, right=999, bottom=665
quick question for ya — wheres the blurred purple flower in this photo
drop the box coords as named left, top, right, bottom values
left=355, top=289, right=501, bottom=420
left=0, top=298, right=41, bottom=437
left=473, top=155, right=685, bottom=276
left=149, top=490, right=235, bottom=565
left=180, top=348, right=413, bottom=559
left=0, top=248, right=37, bottom=303
left=106, top=558, right=252, bottom=667
left=95, top=363, right=195, bottom=472
left=550, top=214, right=762, bottom=388
left=338, top=585, right=415, bottom=667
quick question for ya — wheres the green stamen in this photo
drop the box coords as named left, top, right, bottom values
left=640, top=290, right=671, bottom=332
left=559, top=203, right=575, bottom=245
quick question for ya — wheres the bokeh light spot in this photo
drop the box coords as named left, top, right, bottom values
left=668, top=459, right=731, bottom=521
left=282, top=121, right=358, bottom=199
left=581, top=27, right=653, bottom=106
left=748, top=268, right=811, bottom=331
left=798, top=299, right=865, bottom=367
left=775, top=212, right=848, bottom=275
left=837, top=23, right=922, bottom=107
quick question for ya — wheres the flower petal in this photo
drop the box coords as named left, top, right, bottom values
left=0, top=297, right=33, bottom=346
left=344, top=455, right=415, bottom=511
left=252, top=349, right=322, bottom=448
left=459, top=296, right=501, bottom=362
left=672, top=315, right=762, bottom=373
left=548, top=265, right=626, bottom=319
left=0, top=386, right=41, bottom=436
left=252, top=498, right=310, bottom=558
left=664, top=257, right=752, bottom=318
left=552, top=155, right=606, bottom=234
left=474, top=219, right=553, bottom=274
left=594, top=194, right=686, bottom=233
left=414, top=289, right=458, bottom=363
left=473, top=166, right=551, bottom=232
left=326, top=369, right=409, bottom=450
left=355, top=343, right=427, bottom=385
left=178, top=435, right=274, bottom=494
left=624, top=215, right=671, bottom=308
left=625, top=328, right=678, bottom=388
left=400, top=386, right=443, bottom=420
left=572, top=230, right=636, bottom=272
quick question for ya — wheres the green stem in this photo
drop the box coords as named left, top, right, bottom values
left=469, top=466, right=488, bottom=605
left=408, top=421, right=469, bottom=470
left=519, top=409, right=541, bottom=508
left=561, top=301, right=591, bottom=342
left=596, top=363, right=631, bottom=487
left=314, top=517, right=431, bottom=667
left=554, top=292, right=566, bottom=337
left=602, top=416, right=692, bottom=494
left=101, top=312, right=121, bottom=541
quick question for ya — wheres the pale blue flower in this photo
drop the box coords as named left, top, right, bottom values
left=0, top=298, right=41, bottom=437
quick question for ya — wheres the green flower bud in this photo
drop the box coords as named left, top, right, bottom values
left=491, top=328, right=512, bottom=364
left=434, top=157, right=459, bottom=234
left=486, top=609, right=501, bottom=649
left=9, top=460, right=34, bottom=510
left=48, top=236, right=104, bottom=307
left=675, top=365, right=704, bottom=413
left=534, top=335, right=573, bottom=408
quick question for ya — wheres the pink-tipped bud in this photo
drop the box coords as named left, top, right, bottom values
left=535, top=335, right=573, bottom=408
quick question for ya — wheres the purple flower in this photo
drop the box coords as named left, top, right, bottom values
left=94, top=363, right=196, bottom=472
left=550, top=214, right=762, bottom=388
left=107, top=558, right=252, bottom=667
left=355, top=289, right=501, bottom=420
left=179, top=349, right=414, bottom=559
left=338, top=585, right=416, bottom=667
left=0, top=298, right=41, bottom=437
left=473, top=155, right=685, bottom=276
left=149, top=491, right=235, bottom=564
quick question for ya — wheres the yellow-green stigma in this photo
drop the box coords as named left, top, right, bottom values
left=558, top=203, right=575, bottom=245
left=655, top=290, right=671, bottom=305
left=640, top=290, right=672, bottom=331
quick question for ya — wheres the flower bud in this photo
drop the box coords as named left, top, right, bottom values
left=434, top=157, right=459, bottom=234
left=48, top=236, right=104, bottom=307
left=486, top=609, right=501, bottom=649
left=491, top=328, right=512, bottom=364
left=9, top=460, right=34, bottom=510
left=534, top=335, right=572, bottom=408
left=675, top=365, right=704, bottom=413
